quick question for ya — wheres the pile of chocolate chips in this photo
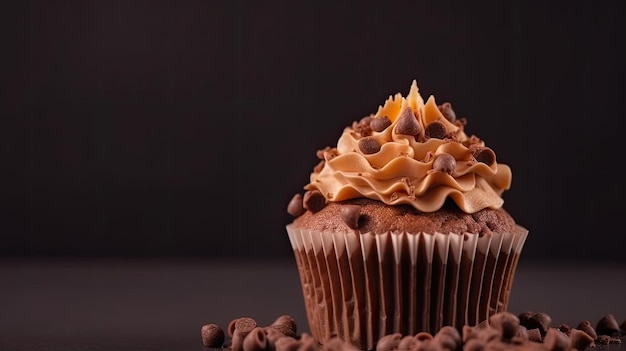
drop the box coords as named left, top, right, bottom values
left=201, top=312, right=626, bottom=351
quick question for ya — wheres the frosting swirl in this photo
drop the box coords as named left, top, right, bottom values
left=303, top=80, right=512, bottom=214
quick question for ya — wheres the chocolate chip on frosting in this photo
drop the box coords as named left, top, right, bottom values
left=340, top=205, right=361, bottom=230
left=437, top=102, right=457, bottom=122
left=287, top=194, right=306, bottom=217
left=370, top=115, right=392, bottom=132
left=472, top=147, right=496, bottom=166
left=424, top=121, right=448, bottom=139
left=358, top=137, right=381, bottom=154
left=352, top=116, right=373, bottom=137
left=394, top=107, right=421, bottom=136
left=303, top=190, right=326, bottom=213
left=432, top=153, right=456, bottom=175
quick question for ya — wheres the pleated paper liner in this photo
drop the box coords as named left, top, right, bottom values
left=286, top=225, right=528, bottom=351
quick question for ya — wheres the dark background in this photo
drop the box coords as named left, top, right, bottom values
left=1, top=1, right=624, bottom=262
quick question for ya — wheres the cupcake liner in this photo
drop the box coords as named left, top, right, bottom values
left=286, top=225, right=528, bottom=351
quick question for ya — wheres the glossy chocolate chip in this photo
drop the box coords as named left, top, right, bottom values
left=569, top=328, right=595, bottom=351
left=438, top=102, right=457, bottom=122
left=370, top=116, right=392, bottom=132
left=201, top=323, right=225, bottom=348
left=596, top=314, right=620, bottom=336
left=340, top=205, right=361, bottom=230
left=424, top=121, right=448, bottom=139
left=394, top=107, right=421, bottom=136
left=358, top=137, right=381, bottom=154
left=287, top=193, right=306, bottom=217
left=303, top=190, right=326, bottom=213
left=519, top=311, right=552, bottom=336
left=432, top=153, right=456, bottom=175
left=473, top=147, right=496, bottom=166
left=576, top=320, right=597, bottom=340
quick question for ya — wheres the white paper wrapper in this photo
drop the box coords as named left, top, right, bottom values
left=286, top=225, right=528, bottom=351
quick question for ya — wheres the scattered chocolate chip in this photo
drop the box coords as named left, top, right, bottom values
left=569, top=328, right=595, bottom=351
left=265, top=327, right=286, bottom=350
left=358, top=137, right=381, bottom=154
left=232, top=318, right=258, bottom=351
left=437, top=326, right=461, bottom=347
left=303, top=190, right=326, bottom=213
left=432, top=153, right=456, bottom=175
left=433, top=333, right=456, bottom=350
left=269, top=315, right=297, bottom=337
left=527, top=328, right=543, bottom=342
left=201, top=323, right=225, bottom=348
left=243, top=327, right=268, bottom=351
left=516, top=325, right=529, bottom=340
left=489, top=311, right=520, bottom=340
left=424, top=121, right=448, bottom=139
left=415, top=331, right=433, bottom=342
left=543, top=328, right=570, bottom=351
left=339, top=205, right=361, bottom=230
left=287, top=193, right=306, bottom=217
left=610, top=337, right=622, bottom=344
left=397, top=335, right=418, bottom=350
left=463, top=338, right=485, bottom=351
left=596, top=313, right=620, bottom=336
left=228, top=318, right=240, bottom=337
left=394, top=107, right=421, bottom=136
left=519, top=311, right=552, bottom=336
left=370, top=116, right=392, bottom=132
left=323, top=337, right=358, bottom=351
left=557, top=324, right=571, bottom=336
left=472, top=147, right=496, bottom=166
left=438, top=102, right=456, bottom=122
left=274, top=336, right=300, bottom=351
left=375, top=333, right=402, bottom=351
left=576, top=320, right=597, bottom=340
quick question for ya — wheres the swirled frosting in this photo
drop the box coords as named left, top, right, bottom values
left=302, top=80, right=512, bottom=214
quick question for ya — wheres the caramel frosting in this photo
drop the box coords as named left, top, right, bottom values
left=303, top=80, right=512, bottom=214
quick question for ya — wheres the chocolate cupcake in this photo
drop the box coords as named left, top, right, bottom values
left=286, top=80, right=528, bottom=351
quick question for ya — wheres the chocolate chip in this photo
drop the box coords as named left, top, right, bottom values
left=394, top=107, right=421, bottom=136
left=489, top=311, right=520, bottom=340
left=543, top=328, right=569, bottom=351
left=424, top=121, right=448, bottom=139
left=370, top=116, right=392, bottom=132
left=323, top=337, right=358, bottom=351
left=397, top=335, right=418, bottom=350
left=610, top=337, right=622, bottom=344
left=353, top=116, right=373, bottom=136
left=576, top=320, right=597, bottom=340
left=527, top=328, right=542, bottom=342
left=558, top=324, right=571, bottom=336
left=519, top=311, right=552, bottom=336
left=596, top=313, right=620, bottom=336
left=463, top=339, right=484, bottom=351
left=287, top=193, right=306, bottom=217
left=472, top=147, right=496, bottom=166
left=303, top=190, right=326, bottom=213
left=274, top=336, right=300, bottom=351
left=340, top=205, right=361, bottom=230
left=228, top=318, right=240, bottom=337
left=438, top=102, right=456, bottom=122
left=414, top=331, right=433, bottom=342
left=437, top=326, right=461, bottom=347
left=201, top=323, right=225, bottom=348
left=569, top=328, right=595, bottom=351
left=269, top=315, right=297, bottom=337
left=242, top=327, right=267, bottom=351
left=433, top=333, right=456, bottom=350
left=516, top=325, right=529, bottom=340
left=358, top=137, right=381, bottom=154
left=235, top=317, right=257, bottom=335
left=375, top=333, right=402, bottom=351
left=265, top=327, right=287, bottom=350
left=432, top=153, right=456, bottom=175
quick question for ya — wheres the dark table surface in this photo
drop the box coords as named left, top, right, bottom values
left=1, top=257, right=625, bottom=351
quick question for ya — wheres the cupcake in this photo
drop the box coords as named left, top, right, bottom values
left=285, top=80, right=528, bottom=350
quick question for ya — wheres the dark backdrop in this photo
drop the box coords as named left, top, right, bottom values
left=1, top=1, right=624, bottom=261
